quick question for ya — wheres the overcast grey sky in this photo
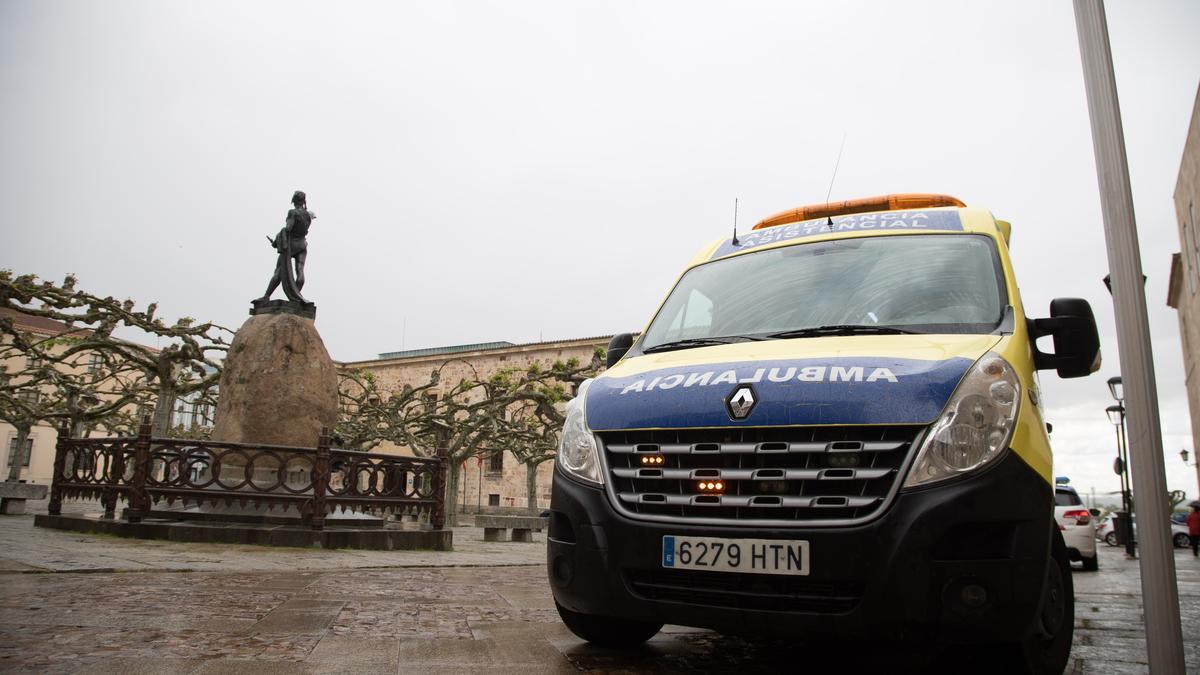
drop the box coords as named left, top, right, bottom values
left=2, top=1, right=1198, bottom=500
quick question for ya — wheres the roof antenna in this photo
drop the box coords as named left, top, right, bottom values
left=731, top=197, right=740, bottom=246
left=824, top=133, right=847, bottom=229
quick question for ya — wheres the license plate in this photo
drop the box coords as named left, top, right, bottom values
left=661, top=536, right=809, bottom=576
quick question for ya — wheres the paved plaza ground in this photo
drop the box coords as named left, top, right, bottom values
left=0, top=503, right=1198, bottom=673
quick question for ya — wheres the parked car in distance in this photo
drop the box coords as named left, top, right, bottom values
left=1099, top=518, right=1191, bottom=548
left=1054, top=485, right=1098, bottom=571
left=1174, top=521, right=1191, bottom=548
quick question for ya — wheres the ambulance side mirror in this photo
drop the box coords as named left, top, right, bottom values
left=1029, top=298, right=1101, bottom=379
left=607, top=333, right=635, bottom=369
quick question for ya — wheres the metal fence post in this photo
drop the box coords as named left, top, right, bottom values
left=108, top=432, right=128, bottom=520
left=127, top=416, right=153, bottom=523
left=310, top=428, right=330, bottom=530
left=101, top=432, right=118, bottom=520
left=47, top=422, right=70, bottom=516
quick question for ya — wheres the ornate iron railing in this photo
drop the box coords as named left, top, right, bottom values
left=47, top=418, right=448, bottom=530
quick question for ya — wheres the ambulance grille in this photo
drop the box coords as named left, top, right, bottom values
left=599, top=426, right=922, bottom=526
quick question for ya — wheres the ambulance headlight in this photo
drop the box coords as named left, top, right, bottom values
left=904, top=353, right=1020, bottom=488
left=558, top=379, right=604, bottom=485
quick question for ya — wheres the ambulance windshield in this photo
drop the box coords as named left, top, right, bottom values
left=641, top=234, right=1006, bottom=351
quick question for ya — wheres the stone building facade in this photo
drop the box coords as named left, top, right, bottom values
left=339, top=336, right=610, bottom=513
left=0, top=308, right=76, bottom=485
left=1169, top=84, right=1200, bottom=494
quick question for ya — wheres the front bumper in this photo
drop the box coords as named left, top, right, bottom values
left=548, top=451, right=1051, bottom=643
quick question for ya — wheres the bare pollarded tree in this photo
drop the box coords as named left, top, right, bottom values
left=488, top=352, right=603, bottom=510
left=0, top=314, right=147, bottom=480
left=336, top=348, right=605, bottom=524
left=0, top=271, right=230, bottom=439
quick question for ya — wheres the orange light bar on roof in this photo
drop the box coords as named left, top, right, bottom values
left=752, top=193, right=966, bottom=230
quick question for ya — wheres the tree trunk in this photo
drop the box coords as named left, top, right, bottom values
left=151, top=382, right=177, bottom=437
left=445, top=460, right=460, bottom=527
left=526, top=462, right=540, bottom=512
left=6, top=423, right=31, bottom=482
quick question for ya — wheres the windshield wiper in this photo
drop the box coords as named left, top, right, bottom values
left=766, top=325, right=920, bottom=339
left=642, top=336, right=759, bottom=354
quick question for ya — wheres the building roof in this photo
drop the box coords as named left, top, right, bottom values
left=0, top=307, right=166, bottom=355
left=378, top=341, right=517, bottom=360
left=0, top=307, right=93, bottom=337
left=345, top=335, right=612, bottom=367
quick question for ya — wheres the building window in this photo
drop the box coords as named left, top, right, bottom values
left=487, top=451, right=504, bottom=473
left=87, top=353, right=103, bottom=374
left=25, top=353, right=41, bottom=369
left=16, top=390, right=39, bottom=405
left=172, top=392, right=215, bottom=430
left=6, top=436, right=32, bottom=468
left=1191, top=202, right=1199, bottom=294
left=488, top=493, right=500, bottom=507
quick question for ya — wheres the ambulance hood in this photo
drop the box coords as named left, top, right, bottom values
left=585, top=334, right=1002, bottom=431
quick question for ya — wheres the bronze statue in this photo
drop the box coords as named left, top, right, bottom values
left=260, top=191, right=315, bottom=304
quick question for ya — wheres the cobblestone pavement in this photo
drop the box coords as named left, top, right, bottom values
left=0, top=509, right=1197, bottom=673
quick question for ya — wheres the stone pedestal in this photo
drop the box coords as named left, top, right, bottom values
left=211, top=312, right=338, bottom=447
left=203, top=311, right=357, bottom=523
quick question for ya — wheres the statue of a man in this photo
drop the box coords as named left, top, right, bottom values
left=260, top=191, right=316, bottom=303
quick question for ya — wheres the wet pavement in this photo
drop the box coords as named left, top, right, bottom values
left=0, top=507, right=1197, bottom=673
left=0, top=501, right=543, bottom=573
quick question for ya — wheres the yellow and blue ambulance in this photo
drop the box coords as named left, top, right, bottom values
left=547, top=194, right=1100, bottom=673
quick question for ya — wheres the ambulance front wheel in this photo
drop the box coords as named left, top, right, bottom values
left=556, top=601, right=663, bottom=647
left=1009, top=526, right=1074, bottom=674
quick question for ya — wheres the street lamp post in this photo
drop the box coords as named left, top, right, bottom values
left=1107, top=375, right=1123, bottom=403
left=1182, top=448, right=1200, bottom=501
left=1105, top=404, right=1128, bottom=510
left=1106, top=402, right=1135, bottom=557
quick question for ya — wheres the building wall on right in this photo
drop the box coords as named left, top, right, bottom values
left=1169, top=84, right=1200, bottom=464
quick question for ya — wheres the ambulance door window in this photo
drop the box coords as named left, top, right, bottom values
left=663, top=289, right=713, bottom=341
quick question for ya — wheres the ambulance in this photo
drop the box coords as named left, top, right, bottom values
left=547, top=194, right=1100, bottom=673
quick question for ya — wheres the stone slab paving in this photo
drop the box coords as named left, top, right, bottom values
left=0, top=510, right=1197, bottom=673
left=1071, top=544, right=1200, bottom=673
left=0, top=506, right=545, bottom=572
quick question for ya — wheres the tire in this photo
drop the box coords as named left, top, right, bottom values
left=1005, top=526, right=1075, bottom=674
left=555, top=601, right=663, bottom=647
left=1174, top=533, right=1189, bottom=549
left=1081, top=553, right=1099, bottom=572
left=1104, top=531, right=1117, bottom=547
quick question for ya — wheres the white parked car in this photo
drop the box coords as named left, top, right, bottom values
left=1054, top=485, right=1098, bottom=571
left=1099, top=518, right=1192, bottom=549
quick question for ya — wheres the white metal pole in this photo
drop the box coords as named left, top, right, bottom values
left=1072, top=1, right=1185, bottom=671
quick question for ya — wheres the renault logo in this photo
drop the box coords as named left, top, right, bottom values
left=725, top=385, right=757, bottom=420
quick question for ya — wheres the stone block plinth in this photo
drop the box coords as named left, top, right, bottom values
left=0, top=482, right=48, bottom=515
